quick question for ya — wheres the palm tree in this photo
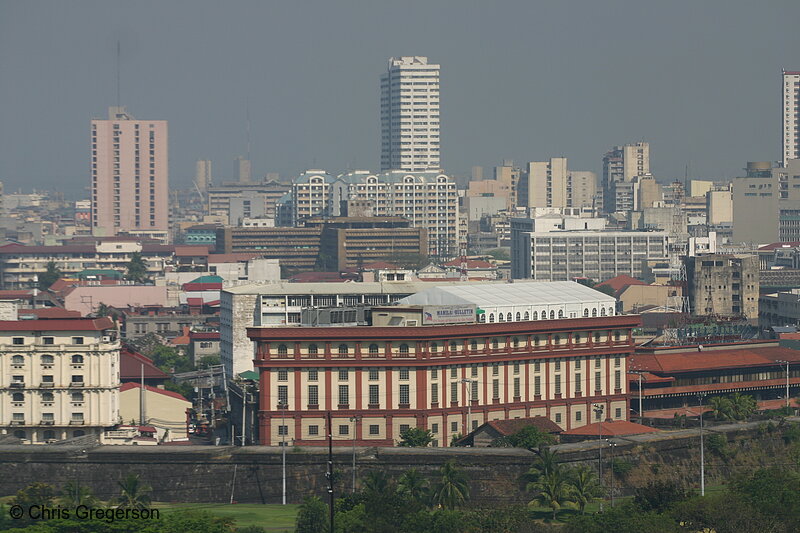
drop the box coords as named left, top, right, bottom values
left=60, top=481, right=96, bottom=508
left=569, top=466, right=602, bottom=514
left=431, top=461, right=470, bottom=509
left=397, top=468, right=429, bottom=507
left=708, top=396, right=734, bottom=421
left=362, top=470, right=393, bottom=499
left=729, top=393, right=757, bottom=420
left=523, top=447, right=561, bottom=485
left=529, top=469, right=573, bottom=520
left=115, top=473, right=152, bottom=510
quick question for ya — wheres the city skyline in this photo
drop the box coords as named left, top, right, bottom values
left=0, top=1, right=799, bottom=195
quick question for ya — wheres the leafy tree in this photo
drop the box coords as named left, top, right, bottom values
left=398, top=427, right=434, bottom=447
left=296, top=496, right=329, bottom=533
left=147, top=510, right=234, bottom=533
left=397, top=468, right=430, bottom=507
left=609, top=458, right=634, bottom=477
left=59, top=481, right=97, bottom=508
left=164, top=380, right=194, bottom=399
left=149, top=344, right=193, bottom=374
left=709, top=395, right=734, bottom=420
left=593, top=283, right=617, bottom=297
left=125, top=252, right=150, bottom=283
left=115, top=473, right=152, bottom=510
left=566, top=501, right=679, bottom=533
left=485, top=248, right=510, bottom=262
left=729, top=466, right=800, bottom=530
left=569, top=465, right=602, bottom=514
left=196, top=355, right=221, bottom=369
left=633, top=479, right=694, bottom=513
left=38, top=261, right=61, bottom=290
left=523, top=447, right=561, bottom=485
left=529, top=469, right=573, bottom=520
left=672, top=491, right=778, bottom=533
left=493, top=425, right=555, bottom=449
left=12, top=482, right=56, bottom=509
left=431, top=461, right=470, bottom=509
left=709, top=393, right=757, bottom=421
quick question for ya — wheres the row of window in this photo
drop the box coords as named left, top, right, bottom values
left=10, top=354, right=84, bottom=365
left=11, top=392, right=84, bottom=402
left=9, top=337, right=86, bottom=346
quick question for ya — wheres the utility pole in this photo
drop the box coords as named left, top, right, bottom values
left=326, top=411, right=334, bottom=533
left=609, top=441, right=617, bottom=507
left=350, top=415, right=359, bottom=493
left=630, top=370, right=645, bottom=421
left=698, top=393, right=706, bottom=497
left=281, top=401, right=287, bottom=505
left=593, top=403, right=605, bottom=511
left=777, top=360, right=790, bottom=408
left=241, top=389, right=247, bottom=446
left=460, top=379, right=473, bottom=435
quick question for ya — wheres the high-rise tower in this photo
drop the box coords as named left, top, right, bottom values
left=783, top=69, right=800, bottom=166
left=90, top=107, right=169, bottom=241
left=380, top=56, right=441, bottom=171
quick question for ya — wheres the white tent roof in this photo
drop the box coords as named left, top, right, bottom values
left=400, top=281, right=615, bottom=307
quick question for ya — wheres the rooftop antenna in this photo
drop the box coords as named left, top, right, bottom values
left=684, top=163, right=689, bottom=194
left=245, top=100, right=251, bottom=162
left=116, top=41, right=121, bottom=109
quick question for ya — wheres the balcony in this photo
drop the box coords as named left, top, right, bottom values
left=10, top=420, right=25, bottom=425
left=10, top=382, right=25, bottom=389
left=40, top=420, right=55, bottom=425
left=39, top=383, right=55, bottom=388
left=70, top=382, right=85, bottom=388
left=69, top=420, right=85, bottom=426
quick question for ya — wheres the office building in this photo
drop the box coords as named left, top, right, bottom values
left=249, top=282, right=635, bottom=446
left=91, top=107, right=168, bottom=241
left=0, top=315, right=120, bottom=443
left=684, top=254, right=759, bottom=320
left=380, top=56, right=441, bottom=171
left=783, top=69, right=800, bottom=166
left=732, top=160, right=800, bottom=244
left=195, top=160, right=212, bottom=191
left=602, top=142, right=650, bottom=214
left=235, top=156, right=252, bottom=184
left=525, top=158, right=568, bottom=208
left=207, top=181, right=290, bottom=222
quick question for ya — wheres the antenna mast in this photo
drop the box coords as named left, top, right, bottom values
left=116, top=41, right=121, bottom=108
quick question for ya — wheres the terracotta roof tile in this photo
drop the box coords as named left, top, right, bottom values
left=120, top=382, right=190, bottom=402
left=562, top=420, right=659, bottom=437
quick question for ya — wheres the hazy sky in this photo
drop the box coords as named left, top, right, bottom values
left=1, top=1, right=798, bottom=195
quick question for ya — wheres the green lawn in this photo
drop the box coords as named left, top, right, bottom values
left=155, top=502, right=299, bottom=531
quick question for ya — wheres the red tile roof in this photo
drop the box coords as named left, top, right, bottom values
left=596, top=275, right=647, bottom=292
left=0, top=317, right=115, bottom=331
left=120, top=347, right=169, bottom=381
left=0, top=290, right=33, bottom=299
left=362, top=261, right=399, bottom=270
left=120, top=382, right=190, bottom=402
left=443, top=259, right=495, bottom=269
left=562, top=420, right=659, bottom=437
left=207, top=253, right=262, bottom=263
left=630, top=346, right=800, bottom=374
left=174, top=245, right=210, bottom=256
left=758, top=242, right=800, bottom=251
left=189, top=331, right=220, bottom=340
left=484, top=416, right=563, bottom=436
left=17, top=308, right=82, bottom=319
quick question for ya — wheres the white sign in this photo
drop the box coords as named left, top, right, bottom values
left=422, top=305, right=476, bottom=325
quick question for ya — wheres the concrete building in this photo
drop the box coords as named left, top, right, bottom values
left=511, top=219, right=668, bottom=281
left=235, top=157, right=252, bottom=184
left=783, top=69, right=800, bottom=166
left=732, top=160, right=800, bottom=244
left=195, top=160, right=212, bottom=191
left=91, top=107, right=168, bottom=241
left=215, top=226, right=323, bottom=269
left=568, top=171, right=597, bottom=210
left=707, top=188, right=733, bottom=225
left=207, top=181, right=290, bottom=222
left=248, top=287, right=637, bottom=446
left=685, top=254, right=759, bottom=320
left=525, top=158, right=568, bottom=208
left=636, top=175, right=662, bottom=210
left=380, top=56, right=441, bottom=171
left=602, top=142, right=650, bottom=214
left=759, top=289, right=800, bottom=328
left=229, top=196, right=268, bottom=226
left=0, top=316, right=120, bottom=443
left=119, top=382, right=191, bottom=441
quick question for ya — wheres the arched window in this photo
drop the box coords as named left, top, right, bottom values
left=506, top=313, right=513, bottom=322
left=399, top=344, right=409, bottom=355
left=595, top=332, right=601, bottom=343
left=614, top=331, right=621, bottom=341
left=608, top=307, right=614, bottom=316
left=71, top=354, right=83, bottom=364
left=470, top=340, right=478, bottom=351
left=41, top=355, right=54, bottom=365
left=369, top=344, right=379, bottom=355
left=478, top=313, right=486, bottom=323
left=532, top=311, right=538, bottom=320
left=277, top=344, right=288, bottom=356
left=524, top=311, right=530, bottom=320
left=43, top=430, right=55, bottom=441
left=558, top=310, right=564, bottom=319
left=574, top=334, right=582, bottom=344
left=600, top=308, right=607, bottom=317
left=11, top=355, right=24, bottom=365
left=308, top=344, right=318, bottom=355
left=449, top=341, right=458, bottom=352
left=488, top=313, right=495, bottom=323
left=73, top=430, right=85, bottom=438
left=515, top=312, right=521, bottom=321
left=512, top=337, right=519, bottom=348
left=498, top=313, right=505, bottom=322
left=338, top=344, right=349, bottom=355
left=72, top=392, right=84, bottom=402
left=592, top=308, right=597, bottom=317
left=533, top=336, right=540, bottom=346
left=41, top=392, right=54, bottom=402
left=491, top=338, right=499, bottom=350
left=549, top=310, right=555, bottom=320
left=554, top=335, right=561, bottom=345
left=429, top=342, right=438, bottom=353
left=12, top=392, right=24, bottom=402
left=583, top=308, right=589, bottom=317
left=13, top=430, right=26, bottom=440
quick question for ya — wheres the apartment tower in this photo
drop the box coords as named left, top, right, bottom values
left=90, top=107, right=169, bottom=241
left=783, top=69, right=800, bottom=166
left=380, top=57, right=441, bottom=171
left=602, top=142, right=650, bottom=213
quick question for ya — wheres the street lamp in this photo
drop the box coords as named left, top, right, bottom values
left=281, top=400, right=287, bottom=505
left=592, top=403, right=605, bottom=510
left=349, top=416, right=360, bottom=493
left=777, top=360, right=791, bottom=409
left=609, top=441, right=617, bottom=507
left=460, top=379, right=476, bottom=435
left=698, top=393, right=706, bottom=497
left=630, top=370, right=645, bottom=421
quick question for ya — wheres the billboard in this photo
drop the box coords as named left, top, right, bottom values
left=422, top=305, right=476, bottom=325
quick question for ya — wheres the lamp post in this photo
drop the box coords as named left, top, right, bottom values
left=281, top=400, right=287, bottom=505
left=609, top=441, right=617, bottom=507
left=460, top=379, right=474, bottom=435
left=630, top=370, right=645, bottom=421
left=698, top=393, right=706, bottom=497
left=777, top=360, right=791, bottom=409
left=349, top=416, right=360, bottom=493
left=592, top=403, right=605, bottom=510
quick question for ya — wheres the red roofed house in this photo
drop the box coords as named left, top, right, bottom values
left=120, top=347, right=169, bottom=387
left=119, top=382, right=191, bottom=442
left=442, top=258, right=498, bottom=280
left=456, top=416, right=563, bottom=447
left=629, top=341, right=800, bottom=417
left=560, top=420, right=659, bottom=442
left=596, top=275, right=648, bottom=294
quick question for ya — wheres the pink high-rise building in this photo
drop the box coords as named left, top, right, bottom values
left=91, top=107, right=169, bottom=241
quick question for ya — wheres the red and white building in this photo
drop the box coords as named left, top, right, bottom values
left=249, top=313, right=638, bottom=447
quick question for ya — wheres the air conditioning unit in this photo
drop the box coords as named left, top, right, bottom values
left=102, top=336, right=111, bottom=343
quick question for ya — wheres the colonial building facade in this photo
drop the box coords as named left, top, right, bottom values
left=249, top=315, right=638, bottom=447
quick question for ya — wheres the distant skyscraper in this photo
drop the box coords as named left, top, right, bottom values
left=91, top=107, right=169, bottom=240
left=602, top=142, right=650, bottom=213
left=380, top=56, right=441, bottom=171
left=195, top=159, right=212, bottom=191
left=783, top=69, right=800, bottom=165
left=235, top=156, right=252, bottom=184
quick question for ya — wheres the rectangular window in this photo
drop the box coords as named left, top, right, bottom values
left=513, top=377, right=521, bottom=398
left=71, top=413, right=84, bottom=422
left=431, top=383, right=439, bottom=404
left=399, top=368, right=409, bottom=380
left=555, top=413, right=562, bottom=423
left=575, top=374, right=582, bottom=393
left=471, top=380, right=478, bottom=401
left=554, top=374, right=561, bottom=395
left=471, top=365, right=478, bottom=377
left=595, top=372, right=602, bottom=392
left=513, top=362, right=520, bottom=374
left=555, top=360, right=561, bottom=371
left=574, top=359, right=581, bottom=370
left=450, top=367, right=457, bottom=379
left=277, top=385, right=288, bottom=406
left=71, top=375, right=84, bottom=385
left=12, top=337, right=24, bottom=345
left=534, top=361, right=540, bottom=372
left=278, top=369, right=288, bottom=381
left=72, top=337, right=84, bottom=345
left=615, top=407, right=622, bottom=419
left=339, top=425, right=349, bottom=436
left=431, top=423, right=439, bottom=433
left=338, top=369, right=348, bottom=381
left=308, top=369, right=318, bottom=381
left=534, top=375, right=541, bottom=396
left=399, top=424, right=410, bottom=433
left=451, top=421, right=458, bottom=433
left=361, top=382, right=377, bottom=405
left=615, top=370, right=621, bottom=390
left=451, top=382, right=458, bottom=403
left=492, top=364, right=499, bottom=376
left=308, top=385, right=319, bottom=406
left=369, top=368, right=379, bottom=381
left=614, top=356, right=621, bottom=367
left=278, top=425, right=288, bottom=435
left=431, top=368, right=438, bottom=379
left=399, top=384, right=410, bottom=405
left=308, top=425, right=319, bottom=436
left=338, top=385, right=349, bottom=406
left=576, top=411, right=582, bottom=421
left=369, top=425, right=380, bottom=435
left=492, top=379, right=500, bottom=399
left=595, top=357, right=602, bottom=369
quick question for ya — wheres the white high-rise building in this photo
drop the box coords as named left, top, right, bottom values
left=380, top=57, right=441, bottom=172
left=783, top=69, right=800, bottom=166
